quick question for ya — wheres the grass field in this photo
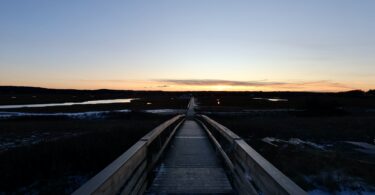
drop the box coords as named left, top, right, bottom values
left=1, top=88, right=375, bottom=194
left=200, top=93, right=375, bottom=193
left=0, top=112, right=172, bottom=194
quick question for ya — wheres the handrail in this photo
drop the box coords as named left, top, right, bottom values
left=73, top=114, right=185, bottom=195
left=198, top=115, right=308, bottom=195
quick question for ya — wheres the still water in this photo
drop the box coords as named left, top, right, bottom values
left=253, top=97, right=288, bottom=102
left=0, top=98, right=136, bottom=109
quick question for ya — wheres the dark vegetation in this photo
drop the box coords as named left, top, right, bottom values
left=197, top=93, right=375, bottom=192
left=208, top=115, right=375, bottom=142
left=208, top=114, right=375, bottom=191
left=0, top=86, right=188, bottom=105
left=0, top=87, right=192, bottom=194
left=195, top=90, right=375, bottom=115
left=0, top=112, right=171, bottom=194
left=249, top=139, right=375, bottom=191
left=0, top=97, right=189, bottom=113
left=2, top=86, right=374, bottom=108
left=1, top=86, right=375, bottom=193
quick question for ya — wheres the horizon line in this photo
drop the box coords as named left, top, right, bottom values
left=0, top=85, right=371, bottom=93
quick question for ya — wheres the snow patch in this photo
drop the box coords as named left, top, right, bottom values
left=261, top=137, right=281, bottom=147
left=345, top=141, right=375, bottom=154
left=306, top=171, right=375, bottom=195
left=261, top=137, right=326, bottom=150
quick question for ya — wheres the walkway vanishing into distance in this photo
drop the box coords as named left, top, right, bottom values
left=147, top=120, right=233, bottom=194
left=148, top=97, right=233, bottom=193
left=73, top=97, right=307, bottom=195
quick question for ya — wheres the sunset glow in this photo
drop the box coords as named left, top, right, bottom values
left=0, top=1, right=374, bottom=91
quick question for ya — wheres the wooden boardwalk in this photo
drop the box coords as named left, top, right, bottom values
left=73, top=97, right=307, bottom=195
left=147, top=120, right=234, bottom=194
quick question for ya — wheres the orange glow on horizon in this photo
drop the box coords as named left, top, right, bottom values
left=2, top=79, right=374, bottom=92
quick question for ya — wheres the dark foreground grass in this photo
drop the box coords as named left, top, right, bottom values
left=0, top=113, right=171, bottom=194
left=210, top=114, right=375, bottom=192
left=196, top=92, right=375, bottom=109
left=210, top=115, right=375, bottom=142
left=250, top=139, right=375, bottom=192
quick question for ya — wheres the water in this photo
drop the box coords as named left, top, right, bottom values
left=253, top=97, right=288, bottom=102
left=0, top=109, right=131, bottom=119
left=0, top=98, right=136, bottom=109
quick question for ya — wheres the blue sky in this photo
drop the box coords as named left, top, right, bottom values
left=0, top=0, right=374, bottom=91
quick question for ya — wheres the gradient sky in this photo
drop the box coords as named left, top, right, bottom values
left=0, top=0, right=374, bottom=91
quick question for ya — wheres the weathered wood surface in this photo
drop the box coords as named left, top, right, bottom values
left=72, top=115, right=184, bottom=195
left=147, top=120, right=234, bottom=194
left=199, top=115, right=308, bottom=195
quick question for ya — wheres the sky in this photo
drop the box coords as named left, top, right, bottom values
left=0, top=0, right=374, bottom=91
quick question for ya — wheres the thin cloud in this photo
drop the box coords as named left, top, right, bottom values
left=157, top=85, right=170, bottom=88
left=156, top=79, right=354, bottom=90
left=75, top=78, right=354, bottom=91
left=292, top=80, right=353, bottom=90
left=156, top=79, right=287, bottom=86
left=79, top=79, right=129, bottom=83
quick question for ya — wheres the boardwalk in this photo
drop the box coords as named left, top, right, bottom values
left=147, top=120, right=234, bottom=194
left=186, top=97, right=197, bottom=117
left=73, top=97, right=307, bottom=195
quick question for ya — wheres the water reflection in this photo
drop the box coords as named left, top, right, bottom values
left=0, top=98, right=136, bottom=109
left=0, top=109, right=131, bottom=119
left=253, top=98, right=288, bottom=102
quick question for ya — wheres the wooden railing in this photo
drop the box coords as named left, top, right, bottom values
left=72, top=115, right=185, bottom=195
left=197, top=115, right=308, bottom=195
